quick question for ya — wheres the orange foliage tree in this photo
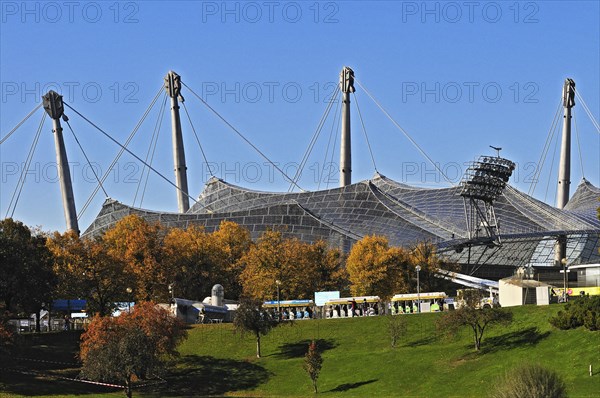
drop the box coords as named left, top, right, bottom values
left=409, top=242, right=459, bottom=293
left=48, top=231, right=129, bottom=316
left=102, top=215, right=167, bottom=302
left=80, top=302, right=187, bottom=398
left=211, top=221, right=252, bottom=299
left=239, top=231, right=346, bottom=301
left=346, top=235, right=410, bottom=300
left=163, top=225, right=217, bottom=300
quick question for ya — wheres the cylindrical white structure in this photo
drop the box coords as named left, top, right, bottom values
left=211, top=284, right=224, bottom=307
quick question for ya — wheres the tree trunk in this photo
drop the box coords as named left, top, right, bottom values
left=35, top=307, right=42, bottom=333
left=313, top=379, right=318, bottom=393
left=125, top=377, right=132, bottom=398
left=256, top=334, right=261, bottom=358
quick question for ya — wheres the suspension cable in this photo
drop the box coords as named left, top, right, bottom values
left=528, top=98, right=563, bottom=196
left=65, top=103, right=200, bottom=208
left=354, top=78, right=454, bottom=186
left=318, top=89, right=342, bottom=190
left=289, top=84, right=341, bottom=192
left=573, top=112, right=585, bottom=180
left=6, top=113, right=46, bottom=218
left=76, top=86, right=202, bottom=218
left=352, top=92, right=378, bottom=172
left=181, top=81, right=303, bottom=191
left=325, top=107, right=342, bottom=190
left=77, top=86, right=164, bottom=218
left=134, top=93, right=168, bottom=207
left=182, top=101, right=212, bottom=176
left=64, top=120, right=109, bottom=198
left=575, top=91, right=600, bottom=133
left=0, top=103, right=43, bottom=145
left=543, top=125, right=561, bottom=203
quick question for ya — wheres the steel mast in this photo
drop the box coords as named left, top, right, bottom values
left=42, top=91, right=79, bottom=234
left=340, top=66, right=355, bottom=187
left=554, top=78, right=575, bottom=269
left=165, top=71, right=190, bottom=213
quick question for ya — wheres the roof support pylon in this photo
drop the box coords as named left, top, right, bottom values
left=339, top=66, right=355, bottom=187
left=554, top=78, right=575, bottom=268
left=556, top=78, right=575, bottom=209
left=42, top=91, right=79, bottom=234
left=165, top=71, right=190, bottom=213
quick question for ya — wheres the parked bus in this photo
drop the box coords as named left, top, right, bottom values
left=391, top=292, right=447, bottom=314
left=263, top=299, right=314, bottom=320
left=323, top=296, right=381, bottom=318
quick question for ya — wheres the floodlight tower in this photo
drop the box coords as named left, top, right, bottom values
left=340, top=66, right=355, bottom=187
left=42, top=91, right=79, bottom=234
left=165, top=71, right=190, bottom=213
left=554, top=78, right=575, bottom=267
left=459, top=153, right=515, bottom=247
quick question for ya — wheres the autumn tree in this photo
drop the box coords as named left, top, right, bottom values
left=0, top=218, right=55, bottom=330
left=346, top=235, right=410, bottom=300
left=48, top=231, right=128, bottom=317
left=233, top=297, right=278, bottom=358
left=163, top=225, right=217, bottom=301
left=102, top=215, right=166, bottom=302
left=307, top=240, right=348, bottom=294
left=303, top=340, right=323, bottom=394
left=240, top=231, right=345, bottom=301
left=80, top=302, right=187, bottom=398
left=409, top=242, right=459, bottom=293
left=211, top=221, right=252, bottom=300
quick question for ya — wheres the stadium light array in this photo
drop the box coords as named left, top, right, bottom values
left=460, top=156, right=516, bottom=203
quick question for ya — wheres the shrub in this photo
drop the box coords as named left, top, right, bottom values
left=491, top=363, right=567, bottom=398
left=549, top=295, right=600, bottom=331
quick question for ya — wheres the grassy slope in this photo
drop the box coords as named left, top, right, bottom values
left=1, top=305, right=599, bottom=397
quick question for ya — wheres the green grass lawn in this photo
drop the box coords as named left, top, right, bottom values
left=1, top=305, right=599, bottom=397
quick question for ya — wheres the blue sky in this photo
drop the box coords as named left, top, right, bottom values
left=1, top=0, right=599, bottom=232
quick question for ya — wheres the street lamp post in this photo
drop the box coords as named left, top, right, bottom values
left=126, top=287, right=132, bottom=313
left=275, top=280, right=281, bottom=321
left=561, top=258, right=568, bottom=302
left=415, top=265, right=421, bottom=313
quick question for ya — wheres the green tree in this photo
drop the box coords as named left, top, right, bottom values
left=80, top=301, right=187, bottom=398
left=303, top=340, right=323, bottom=394
left=0, top=218, right=55, bottom=331
left=233, top=298, right=278, bottom=358
left=436, top=305, right=513, bottom=351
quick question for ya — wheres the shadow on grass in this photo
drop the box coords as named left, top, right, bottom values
left=272, top=338, right=337, bottom=359
left=461, top=327, right=550, bottom=358
left=146, top=355, right=270, bottom=396
left=0, top=367, right=116, bottom=396
left=328, top=379, right=378, bottom=392
left=404, top=335, right=436, bottom=347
